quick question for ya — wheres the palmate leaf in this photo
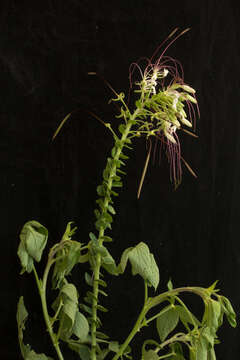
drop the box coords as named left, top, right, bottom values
left=18, top=221, right=48, bottom=273
left=17, top=297, right=53, bottom=360
left=118, top=242, right=160, bottom=290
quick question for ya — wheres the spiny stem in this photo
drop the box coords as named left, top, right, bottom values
left=90, top=108, right=140, bottom=360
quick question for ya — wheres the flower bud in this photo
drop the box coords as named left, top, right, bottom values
left=181, top=84, right=196, bottom=94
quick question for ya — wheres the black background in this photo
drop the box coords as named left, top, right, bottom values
left=1, top=1, right=240, bottom=359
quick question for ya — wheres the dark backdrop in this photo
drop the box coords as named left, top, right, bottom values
left=1, top=1, right=240, bottom=359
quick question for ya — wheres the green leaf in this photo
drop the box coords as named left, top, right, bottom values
left=90, top=242, right=118, bottom=275
left=89, top=232, right=98, bottom=242
left=119, top=153, right=129, bottom=160
left=94, top=209, right=101, bottom=219
left=220, top=296, right=237, bottom=328
left=96, top=331, right=109, bottom=340
left=201, top=327, right=214, bottom=349
left=97, top=348, right=110, bottom=360
left=97, top=305, right=108, bottom=312
left=99, top=289, right=108, bottom=297
left=175, top=305, right=200, bottom=327
left=97, top=185, right=106, bottom=196
left=52, top=240, right=83, bottom=289
left=195, top=337, right=208, bottom=360
left=72, top=311, right=89, bottom=342
left=109, top=341, right=120, bottom=353
left=17, top=297, right=53, bottom=360
left=80, top=304, right=93, bottom=315
left=17, top=296, right=29, bottom=357
left=18, top=221, right=48, bottom=273
left=26, top=352, right=54, bottom=360
left=68, top=343, right=91, bottom=360
left=156, top=305, right=179, bottom=341
left=206, top=299, right=222, bottom=333
left=61, top=221, right=77, bottom=241
left=108, top=205, right=116, bottom=215
left=85, top=272, right=93, bottom=286
left=167, top=279, right=173, bottom=291
left=118, top=124, right=126, bottom=134
left=54, top=283, right=78, bottom=340
left=97, top=278, right=107, bottom=287
left=116, top=169, right=126, bottom=175
left=169, top=343, right=185, bottom=360
left=118, top=242, right=159, bottom=290
left=100, top=235, right=113, bottom=243
left=118, top=247, right=133, bottom=273
left=142, top=350, right=159, bottom=360
left=112, top=181, right=123, bottom=187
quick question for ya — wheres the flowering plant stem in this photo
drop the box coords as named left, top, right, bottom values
left=91, top=108, right=140, bottom=360
left=32, top=260, right=64, bottom=360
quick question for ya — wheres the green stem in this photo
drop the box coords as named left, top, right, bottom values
left=112, top=286, right=207, bottom=360
left=90, top=108, right=140, bottom=360
left=112, top=282, right=148, bottom=360
left=146, top=287, right=207, bottom=311
left=33, top=261, right=64, bottom=360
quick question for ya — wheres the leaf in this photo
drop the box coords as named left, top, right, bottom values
left=72, top=311, right=89, bottom=342
left=99, top=289, right=108, bottom=297
left=118, top=242, right=159, bottom=290
left=175, top=305, right=200, bottom=327
left=17, top=296, right=29, bottom=357
left=156, top=305, right=179, bottom=341
left=85, top=272, right=93, bottom=286
left=169, top=343, right=185, bottom=360
left=167, top=279, right=173, bottom=291
left=26, top=352, right=54, bottom=360
left=97, top=185, right=106, bottom=196
left=96, top=331, right=109, bottom=339
left=55, top=283, right=78, bottom=340
left=97, top=305, right=108, bottom=312
left=80, top=304, right=93, bottom=315
left=89, top=232, right=98, bottom=242
left=100, top=235, right=113, bottom=243
left=220, top=296, right=237, bottom=328
left=118, top=124, right=126, bottom=134
left=17, top=297, right=53, bottom=360
left=52, top=240, right=83, bottom=289
left=201, top=327, right=214, bottom=349
left=18, top=221, right=48, bottom=273
left=195, top=337, right=208, bottom=360
left=90, top=242, right=118, bottom=275
left=68, top=343, right=91, bottom=360
left=108, top=205, right=116, bottom=215
left=207, top=300, right=222, bottom=333
left=118, top=247, right=133, bottom=273
left=97, top=348, right=110, bottom=360
left=109, top=341, right=120, bottom=353
left=142, top=350, right=159, bottom=360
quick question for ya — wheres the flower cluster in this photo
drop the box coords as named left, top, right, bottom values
left=129, top=29, right=199, bottom=187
